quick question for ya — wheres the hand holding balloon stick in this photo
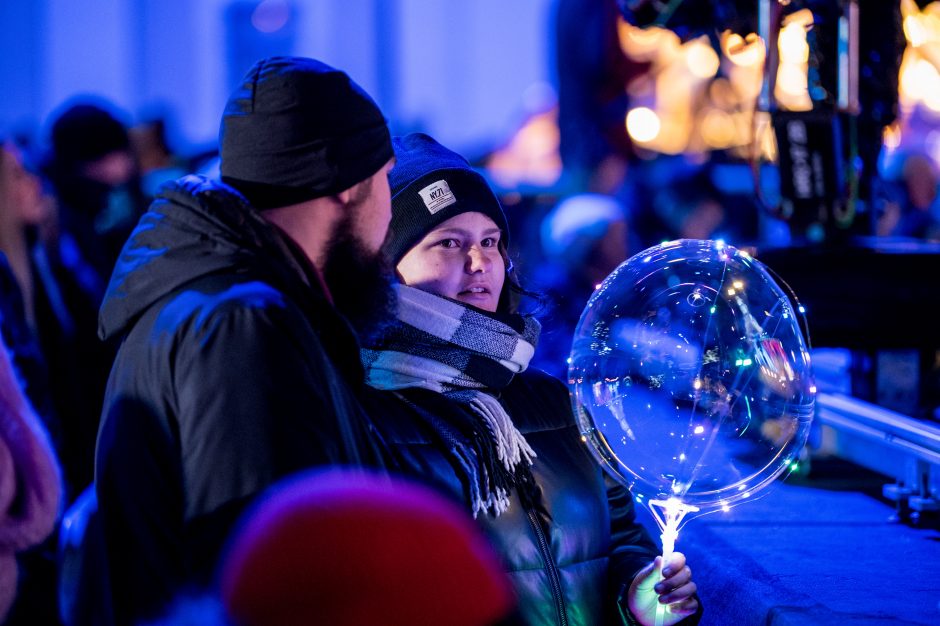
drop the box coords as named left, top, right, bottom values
left=644, top=498, right=697, bottom=626
left=569, top=240, right=815, bottom=626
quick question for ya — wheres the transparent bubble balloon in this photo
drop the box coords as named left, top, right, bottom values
left=568, top=240, right=815, bottom=575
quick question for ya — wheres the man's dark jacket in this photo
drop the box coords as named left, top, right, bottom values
left=95, top=175, right=383, bottom=625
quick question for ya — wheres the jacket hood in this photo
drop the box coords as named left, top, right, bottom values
left=98, top=175, right=306, bottom=340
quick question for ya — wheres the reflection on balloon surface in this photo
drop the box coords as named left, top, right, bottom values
left=569, top=239, right=815, bottom=525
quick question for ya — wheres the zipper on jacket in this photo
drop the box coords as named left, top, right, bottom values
left=525, top=505, right=568, bottom=626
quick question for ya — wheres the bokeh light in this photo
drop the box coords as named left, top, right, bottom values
left=774, top=9, right=813, bottom=111
left=626, top=107, right=662, bottom=143
left=686, top=38, right=721, bottom=79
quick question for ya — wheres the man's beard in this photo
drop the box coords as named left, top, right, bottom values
left=322, top=215, right=397, bottom=344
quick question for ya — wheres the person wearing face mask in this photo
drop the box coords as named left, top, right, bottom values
left=37, top=102, right=145, bottom=500
left=361, top=133, right=701, bottom=626
left=43, top=101, right=145, bottom=282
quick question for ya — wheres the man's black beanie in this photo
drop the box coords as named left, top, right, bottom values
left=220, top=56, right=393, bottom=210
left=385, top=133, right=509, bottom=264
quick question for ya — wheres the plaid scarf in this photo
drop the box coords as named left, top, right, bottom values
left=362, top=285, right=540, bottom=517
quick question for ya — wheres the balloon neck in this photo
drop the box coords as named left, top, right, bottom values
left=648, top=497, right=699, bottom=543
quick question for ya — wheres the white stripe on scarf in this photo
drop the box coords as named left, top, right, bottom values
left=365, top=350, right=475, bottom=392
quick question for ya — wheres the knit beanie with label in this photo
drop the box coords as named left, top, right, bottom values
left=385, top=133, right=508, bottom=263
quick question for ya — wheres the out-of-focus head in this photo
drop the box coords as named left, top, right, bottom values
left=220, top=56, right=393, bottom=213
left=385, top=133, right=511, bottom=312
left=219, top=469, right=517, bottom=626
left=0, top=141, right=48, bottom=228
left=49, top=102, right=135, bottom=187
left=901, top=153, right=938, bottom=211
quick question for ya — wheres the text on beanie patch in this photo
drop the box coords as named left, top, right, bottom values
left=418, top=179, right=457, bottom=214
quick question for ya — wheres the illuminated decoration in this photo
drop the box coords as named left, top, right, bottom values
left=878, top=1, right=940, bottom=172
left=613, top=2, right=935, bottom=165
left=723, top=32, right=765, bottom=68
left=900, top=58, right=940, bottom=111
left=685, top=39, right=721, bottom=79
left=618, top=22, right=681, bottom=62
left=492, top=2, right=928, bottom=187
left=626, top=107, right=662, bottom=143
left=883, top=122, right=903, bottom=151
left=569, top=239, right=814, bottom=624
left=617, top=19, right=773, bottom=158
left=700, top=108, right=737, bottom=149
left=774, top=9, right=814, bottom=111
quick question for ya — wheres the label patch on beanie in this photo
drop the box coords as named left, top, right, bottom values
left=418, top=180, right=457, bottom=214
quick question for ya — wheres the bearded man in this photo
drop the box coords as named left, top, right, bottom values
left=94, top=56, right=397, bottom=625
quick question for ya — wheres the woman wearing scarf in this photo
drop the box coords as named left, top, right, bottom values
left=361, top=133, right=700, bottom=626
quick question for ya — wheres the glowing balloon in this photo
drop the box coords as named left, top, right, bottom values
left=568, top=240, right=815, bottom=622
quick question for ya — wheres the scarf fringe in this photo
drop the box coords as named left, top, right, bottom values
left=468, top=392, right=536, bottom=470
left=467, top=390, right=536, bottom=518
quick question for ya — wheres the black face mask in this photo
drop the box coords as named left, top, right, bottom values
left=54, top=172, right=113, bottom=218
left=322, top=214, right=397, bottom=344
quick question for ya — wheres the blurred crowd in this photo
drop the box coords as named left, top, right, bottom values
left=0, top=99, right=185, bottom=625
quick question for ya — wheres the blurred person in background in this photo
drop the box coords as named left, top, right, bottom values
left=38, top=101, right=144, bottom=499
left=0, top=138, right=64, bottom=626
left=0, top=140, right=54, bottom=330
left=876, top=151, right=940, bottom=241
left=0, top=139, right=58, bottom=429
left=129, top=115, right=190, bottom=202
left=361, top=133, right=700, bottom=626
left=0, top=329, right=62, bottom=626
left=43, top=101, right=144, bottom=279
left=532, top=193, right=630, bottom=379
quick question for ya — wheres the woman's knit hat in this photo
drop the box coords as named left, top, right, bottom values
left=384, top=133, right=509, bottom=263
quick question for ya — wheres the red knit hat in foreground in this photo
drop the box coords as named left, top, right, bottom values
left=219, top=469, right=516, bottom=626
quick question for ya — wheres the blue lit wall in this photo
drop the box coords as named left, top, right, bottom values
left=0, top=0, right=555, bottom=157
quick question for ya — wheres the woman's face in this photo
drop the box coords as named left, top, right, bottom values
left=397, top=211, right=505, bottom=312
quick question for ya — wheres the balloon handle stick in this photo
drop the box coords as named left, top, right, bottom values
left=648, top=498, right=698, bottom=626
